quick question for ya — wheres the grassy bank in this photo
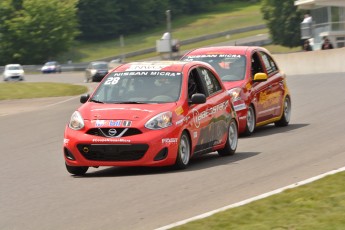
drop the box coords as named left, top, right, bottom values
left=0, top=82, right=87, bottom=100
left=172, top=171, right=345, bottom=230
left=61, top=1, right=266, bottom=63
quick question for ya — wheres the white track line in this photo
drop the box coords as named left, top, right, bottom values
left=43, top=95, right=80, bottom=108
left=155, top=166, right=345, bottom=230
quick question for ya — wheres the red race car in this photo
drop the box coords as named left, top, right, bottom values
left=181, top=46, right=291, bottom=135
left=63, top=61, right=238, bottom=176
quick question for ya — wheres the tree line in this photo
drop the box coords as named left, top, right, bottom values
left=0, top=0, right=302, bottom=65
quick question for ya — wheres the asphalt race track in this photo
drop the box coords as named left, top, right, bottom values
left=1, top=71, right=345, bottom=230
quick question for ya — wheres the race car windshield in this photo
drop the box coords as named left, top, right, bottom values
left=90, top=71, right=182, bottom=103
left=182, top=54, right=246, bottom=81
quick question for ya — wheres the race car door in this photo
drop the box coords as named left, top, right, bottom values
left=258, top=51, right=285, bottom=119
left=187, top=68, right=213, bottom=155
left=195, top=66, right=229, bottom=153
left=251, top=51, right=274, bottom=123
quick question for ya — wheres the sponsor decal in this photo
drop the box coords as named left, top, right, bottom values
left=92, top=120, right=132, bottom=127
left=63, top=138, right=69, bottom=144
left=162, top=138, right=178, bottom=144
left=111, top=71, right=181, bottom=77
left=127, top=64, right=170, bottom=71
left=175, top=116, right=190, bottom=125
left=109, top=120, right=122, bottom=126
left=246, top=83, right=252, bottom=90
left=149, top=71, right=181, bottom=77
left=92, top=138, right=131, bottom=143
left=233, top=103, right=246, bottom=112
left=239, top=115, right=247, bottom=120
left=122, top=120, right=132, bottom=127
left=193, top=101, right=229, bottom=128
left=175, top=106, right=184, bottom=116
left=95, top=120, right=105, bottom=127
left=259, top=91, right=282, bottom=108
left=193, top=131, right=198, bottom=138
left=184, top=54, right=241, bottom=61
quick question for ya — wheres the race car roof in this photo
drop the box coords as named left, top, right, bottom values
left=184, top=46, right=270, bottom=56
left=113, top=61, right=192, bottom=73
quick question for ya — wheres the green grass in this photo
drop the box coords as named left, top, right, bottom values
left=126, top=28, right=270, bottom=62
left=124, top=28, right=301, bottom=62
left=0, top=82, right=88, bottom=100
left=60, top=0, right=300, bottom=63
left=61, top=1, right=266, bottom=63
left=172, top=171, right=345, bottom=230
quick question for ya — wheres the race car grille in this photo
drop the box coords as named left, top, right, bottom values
left=86, top=128, right=142, bottom=137
left=77, top=144, right=148, bottom=161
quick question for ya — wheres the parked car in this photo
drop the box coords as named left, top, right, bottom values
left=63, top=60, right=238, bottom=176
left=181, top=46, right=291, bottom=136
left=41, top=61, right=62, bottom=73
left=85, top=61, right=109, bottom=82
left=3, top=64, right=25, bottom=81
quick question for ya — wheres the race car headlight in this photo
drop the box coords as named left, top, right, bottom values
left=90, top=69, right=97, bottom=75
left=145, top=111, right=172, bottom=130
left=68, top=111, right=85, bottom=130
left=228, top=88, right=242, bottom=101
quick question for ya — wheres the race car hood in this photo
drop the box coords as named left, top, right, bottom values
left=78, top=103, right=176, bottom=121
left=222, top=80, right=245, bottom=90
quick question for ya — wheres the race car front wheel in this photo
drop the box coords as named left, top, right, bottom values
left=65, top=163, right=89, bottom=176
left=218, top=118, right=238, bottom=156
left=243, top=105, right=255, bottom=136
left=174, top=132, right=191, bottom=169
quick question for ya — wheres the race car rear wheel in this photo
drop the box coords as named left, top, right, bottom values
left=174, top=132, right=191, bottom=169
left=65, top=163, right=89, bottom=176
left=275, top=96, right=291, bottom=127
left=243, top=105, right=255, bottom=136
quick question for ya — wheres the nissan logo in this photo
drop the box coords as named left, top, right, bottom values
left=108, top=128, right=117, bottom=136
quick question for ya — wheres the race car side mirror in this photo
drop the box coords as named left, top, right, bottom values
left=189, top=93, right=206, bottom=104
left=80, top=94, right=90, bottom=104
left=253, top=73, right=268, bottom=82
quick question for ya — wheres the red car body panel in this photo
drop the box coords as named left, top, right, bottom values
left=182, top=46, right=290, bottom=134
left=63, top=61, right=237, bottom=168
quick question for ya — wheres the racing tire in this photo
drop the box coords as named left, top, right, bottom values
left=218, top=119, right=238, bottom=156
left=243, top=105, right=255, bottom=136
left=65, top=163, right=89, bottom=176
left=174, top=132, right=191, bottom=169
left=275, top=96, right=291, bottom=127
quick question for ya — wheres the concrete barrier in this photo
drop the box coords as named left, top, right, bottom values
left=273, top=48, right=345, bottom=76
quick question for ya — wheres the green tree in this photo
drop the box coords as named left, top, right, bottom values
left=76, top=0, right=223, bottom=42
left=0, top=0, right=79, bottom=65
left=261, top=0, right=303, bottom=47
left=77, top=0, right=121, bottom=41
left=78, top=0, right=169, bottom=41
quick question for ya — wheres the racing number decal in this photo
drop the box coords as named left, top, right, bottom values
left=104, top=77, right=120, bottom=85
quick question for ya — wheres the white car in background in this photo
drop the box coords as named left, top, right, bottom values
left=3, top=64, right=25, bottom=81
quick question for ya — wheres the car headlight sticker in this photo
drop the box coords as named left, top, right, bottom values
left=145, top=111, right=172, bottom=130
left=69, top=111, right=85, bottom=130
left=228, top=87, right=242, bottom=101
